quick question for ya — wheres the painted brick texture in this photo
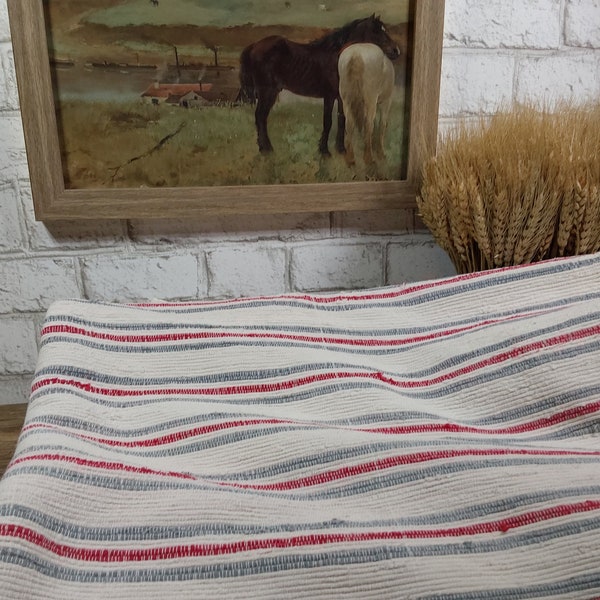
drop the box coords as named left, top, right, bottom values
left=444, top=0, right=562, bottom=49
left=1, top=0, right=599, bottom=402
left=566, top=0, right=600, bottom=47
left=82, top=255, right=203, bottom=302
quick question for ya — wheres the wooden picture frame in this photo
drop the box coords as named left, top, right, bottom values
left=8, top=0, right=445, bottom=220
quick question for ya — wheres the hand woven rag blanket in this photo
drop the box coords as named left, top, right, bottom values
left=1, top=253, right=599, bottom=599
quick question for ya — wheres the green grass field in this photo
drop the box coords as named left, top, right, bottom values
left=58, top=94, right=407, bottom=189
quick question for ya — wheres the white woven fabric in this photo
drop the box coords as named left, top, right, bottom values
left=1, top=253, right=599, bottom=599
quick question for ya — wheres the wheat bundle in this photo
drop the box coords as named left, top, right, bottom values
left=417, top=102, right=600, bottom=273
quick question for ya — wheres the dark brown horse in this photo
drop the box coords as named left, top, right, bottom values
left=239, top=15, right=400, bottom=155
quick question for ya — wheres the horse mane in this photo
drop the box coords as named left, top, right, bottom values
left=309, top=15, right=381, bottom=51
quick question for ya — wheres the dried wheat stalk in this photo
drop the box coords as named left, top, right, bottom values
left=417, top=101, right=600, bottom=273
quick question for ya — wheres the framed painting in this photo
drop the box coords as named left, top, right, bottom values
left=8, top=0, right=445, bottom=220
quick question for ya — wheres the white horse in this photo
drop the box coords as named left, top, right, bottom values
left=338, top=43, right=395, bottom=166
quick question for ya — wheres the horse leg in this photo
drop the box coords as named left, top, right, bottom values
left=318, top=96, right=335, bottom=155
left=344, top=110, right=356, bottom=166
left=335, top=97, right=346, bottom=154
left=255, top=87, right=278, bottom=153
left=376, top=94, right=393, bottom=160
left=363, top=98, right=377, bottom=165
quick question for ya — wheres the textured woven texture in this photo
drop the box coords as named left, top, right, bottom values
left=1, top=254, right=600, bottom=599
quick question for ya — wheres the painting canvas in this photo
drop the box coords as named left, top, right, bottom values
left=43, top=0, right=411, bottom=191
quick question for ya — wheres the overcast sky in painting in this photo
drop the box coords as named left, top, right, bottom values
left=78, top=0, right=410, bottom=28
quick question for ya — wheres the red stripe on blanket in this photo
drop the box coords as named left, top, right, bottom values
left=31, top=325, right=600, bottom=397
left=132, top=259, right=589, bottom=308
left=22, top=399, right=600, bottom=447
left=133, top=269, right=509, bottom=307
left=0, top=500, right=598, bottom=562
left=367, top=400, right=600, bottom=435
left=23, top=419, right=291, bottom=447
left=221, top=448, right=600, bottom=490
left=8, top=454, right=196, bottom=480
left=41, top=314, right=531, bottom=346
left=9, top=448, right=600, bottom=488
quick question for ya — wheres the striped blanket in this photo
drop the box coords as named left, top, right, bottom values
left=1, top=253, right=599, bottom=599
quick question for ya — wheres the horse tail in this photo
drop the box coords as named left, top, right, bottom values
left=238, top=44, right=257, bottom=104
left=344, top=54, right=367, bottom=134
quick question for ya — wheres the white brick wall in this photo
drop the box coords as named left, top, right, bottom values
left=444, top=0, right=562, bottom=49
left=0, top=181, right=23, bottom=251
left=517, top=53, right=600, bottom=101
left=0, top=0, right=599, bottom=403
left=290, top=242, right=384, bottom=291
left=566, top=0, right=600, bottom=47
left=81, top=254, right=203, bottom=302
left=440, top=52, right=516, bottom=115
left=0, top=116, right=27, bottom=181
left=0, top=318, right=37, bottom=375
left=388, top=237, right=457, bottom=283
left=0, top=258, right=81, bottom=313
left=207, top=247, right=287, bottom=297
